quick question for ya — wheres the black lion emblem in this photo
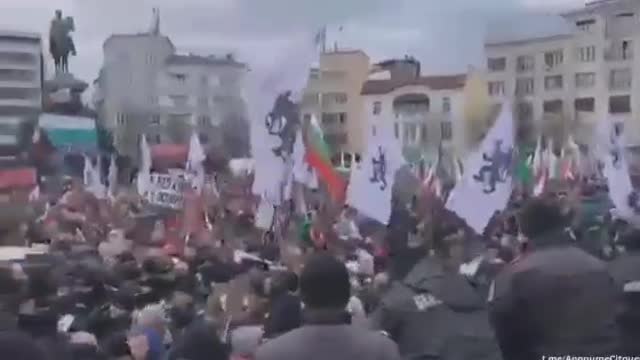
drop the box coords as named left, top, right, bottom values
left=472, top=139, right=512, bottom=194
left=265, top=91, right=299, bottom=159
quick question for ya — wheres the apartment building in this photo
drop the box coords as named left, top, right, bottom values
left=95, top=32, right=175, bottom=158
left=485, top=0, right=640, bottom=146
left=361, top=57, right=470, bottom=165
left=95, top=29, right=248, bottom=160
left=156, top=54, right=246, bottom=147
left=301, top=50, right=370, bottom=166
left=0, top=30, right=43, bottom=158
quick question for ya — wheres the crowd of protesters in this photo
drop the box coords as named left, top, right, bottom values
left=0, top=176, right=640, bottom=360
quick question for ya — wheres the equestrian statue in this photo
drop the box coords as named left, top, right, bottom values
left=49, top=9, right=77, bottom=74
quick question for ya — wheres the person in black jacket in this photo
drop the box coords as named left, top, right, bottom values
left=489, top=196, right=620, bottom=360
left=372, top=226, right=502, bottom=360
left=609, top=225, right=640, bottom=355
left=263, top=271, right=302, bottom=339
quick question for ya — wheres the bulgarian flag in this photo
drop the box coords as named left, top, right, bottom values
left=532, top=136, right=547, bottom=196
left=305, top=115, right=346, bottom=201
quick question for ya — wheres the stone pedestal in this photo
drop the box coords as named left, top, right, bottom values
left=43, top=72, right=88, bottom=112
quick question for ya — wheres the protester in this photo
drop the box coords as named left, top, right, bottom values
left=255, top=253, right=400, bottom=360
left=489, top=196, right=620, bottom=359
left=609, top=225, right=640, bottom=356
left=262, top=271, right=302, bottom=339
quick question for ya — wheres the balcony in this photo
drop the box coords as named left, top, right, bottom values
left=605, top=42, right=633, bottom=61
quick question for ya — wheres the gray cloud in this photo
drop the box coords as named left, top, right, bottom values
left=0, top=0, right=585, bottom=94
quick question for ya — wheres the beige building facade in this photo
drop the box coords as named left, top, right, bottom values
left=361, top=58, right=474, bottom=166
left=301, top=50, right=370, bottom=167
left=485, top=0, right=640, bottom=146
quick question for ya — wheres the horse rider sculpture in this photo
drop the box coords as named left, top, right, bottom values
left=49, top=9, right=77, bottom=74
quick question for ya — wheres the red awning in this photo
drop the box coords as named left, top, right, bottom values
left=0, top=167, right=36, bottom=190
left=151, top=144, right=188, bottom=167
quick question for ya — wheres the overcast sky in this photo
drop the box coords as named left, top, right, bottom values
left=0, top=0, right=584, bottom=88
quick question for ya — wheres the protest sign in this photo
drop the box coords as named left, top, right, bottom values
left=142, top=172, right=191, bottom=209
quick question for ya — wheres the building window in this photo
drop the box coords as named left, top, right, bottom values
left=543, top=99, right=563, bottom=113
left=403, top=123, right=418, bottom=145
left=544, top=75, right=563, bottom=90
left=577, top=45, right=596, bottom=62
left=198, top=97, right=208, bottom=107
left=575, top=72, right=596, bottom=89
left=487, top=57, right=506, bottom=72
left=150, top=115, right=161, bottom=125
left=303, top=114, right=311, bottom=122
left=373, top=101, right=382, bottom=115
left=544, top=50, right=564, bottom=69
left=440, top=121, right=452, bottom=140
left=607, top=40, right=633, bottom=61
left=515, top=78, right=534, bottom=95
left=420, top=124, right=428, bottom=144
left=575, top=97, right=595, bottom=112
left=488, top=81, right=505, bottom=96
left=442, top=97, right=451, bottom=113
left=302, top=93, right=319, bottom=106
left=154, top=134, right=161, bottom=143
left=325, top=133, right=348, bottom=146
left=200, top=75, right=208, bottom=85
left=516, top=102, right=533, bottom=121
left=146, top=54, right=155, bottom=65
left=170, top=95, right=188, bottom=107
left=199, top=116, right=210, bottom=126
left=320, top=70, right=346, bottom=80
left=609, top=95, right=631, bottom=113
left=116, top=113, right=126, bottom=126
left=516, top=55, right=535, bottom=73
left=393, top=122, right=399, bottom=139
left=321, top=112, right=346, bottom=125
left=309, top=68, right=320, bottom=80
left=324, top=92, right=347, bottom=104
left=609, top=68, right=632, bottom=90
left=171, top=73, right=187, bottom=83
left=576, top=18, right=595, bottom=32
left=321, top=92, right=348, bottom=106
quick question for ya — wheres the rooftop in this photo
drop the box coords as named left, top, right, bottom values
left=165, top=54, right=246, bottom=68
left=485, top=13, right=574, bottom=46
left=361, top=74, right=466, bottom=95
left=103, top=33, right=175, bottom=51
left=0, top=30, right=41, bottom=41
left=563, top=0, right=638, bottom=17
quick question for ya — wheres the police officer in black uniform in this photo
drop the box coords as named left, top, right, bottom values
left=372, top=226, right=502, bottom=360
left=489, top=196, right=620, bottom=359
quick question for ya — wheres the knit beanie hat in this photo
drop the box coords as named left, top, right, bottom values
left=299, top=253, right=350, bottom=309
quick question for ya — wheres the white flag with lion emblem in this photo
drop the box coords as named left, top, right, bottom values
left=446, top=102, right=514, bottom=234
left=596, top=116, right=634, bottom=220
left=248, top=32, right=320, bottom=206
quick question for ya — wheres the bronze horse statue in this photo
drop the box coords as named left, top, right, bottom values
left=49, top=13, right=76, bottom=74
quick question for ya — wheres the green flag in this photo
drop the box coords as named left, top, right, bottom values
left=515, top=147, right=533, bottom=185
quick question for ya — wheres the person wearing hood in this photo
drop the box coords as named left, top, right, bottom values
left=371, top=225, right=502, bottom=359
left=489, top=196, right=620, bottom=359
left=608, top=224, right=640, bottom=355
